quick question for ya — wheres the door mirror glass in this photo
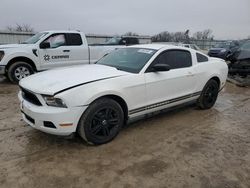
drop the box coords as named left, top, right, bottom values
left=120, top=39, right=127, bottom=45
left=151, top=64, right=170, bottom=72
left=40, top=41, right=51, bottom=49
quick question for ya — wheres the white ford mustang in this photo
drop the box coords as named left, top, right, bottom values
left=18, top=44, right=228, bottom=145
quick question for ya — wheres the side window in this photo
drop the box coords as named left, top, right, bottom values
left=242, top=41, right=250, bottom=50
left=44, top=34, right=66, bottom=48
left=127, top=38, right=132, bottom=45
left=66, top=33, right=83, bottom=46
left=119, top=38, right=127, bottom=45
left=153, top=50, right=192, bottom=69
left=191, top=45, right=198, bottom=50
left=196, top=53, right=208, bottom=63
left=130, top=38, right=139, bottom=45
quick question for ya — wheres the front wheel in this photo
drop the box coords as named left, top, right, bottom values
left=77, top=98, right=124, bottom=145
left=7, top=61, right=34, bottom=83
left=197, top=79, right=219, bottom=109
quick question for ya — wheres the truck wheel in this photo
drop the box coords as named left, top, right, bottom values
left=7, top=61, right=34, bottom=83
left=77, top=98, right=124, bottom=145
left=197, top=79, right=219, bottom=109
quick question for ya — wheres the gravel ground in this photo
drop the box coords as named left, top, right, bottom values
left=0, top=76, right=250, bottom=188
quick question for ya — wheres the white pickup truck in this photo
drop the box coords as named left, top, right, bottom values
left=0, top=30, right=119, bottom=83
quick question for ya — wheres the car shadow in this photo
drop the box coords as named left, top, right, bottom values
left=25, top=101, right=199, bottom=147
left=124, top=101, right=198, bottom=131
left=0, top=76, right=11, bottom=85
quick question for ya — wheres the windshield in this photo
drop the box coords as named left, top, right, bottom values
left=22, top=32, right=48, bottom=44
left=96, top=48, right=157, bottom=73
left=214, top=42, right=231, bottom=48
left=106, top=37, right=121, bottom=45
left=241, top=41, right=250, bottom=50
left=191, top=44, right=201, bottom=50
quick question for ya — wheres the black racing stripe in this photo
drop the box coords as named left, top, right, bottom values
left=54, top=76, right=121, bottom=95
left=129, top=91, right=202, bottom=115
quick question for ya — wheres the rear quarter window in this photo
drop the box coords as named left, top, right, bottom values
left=196, top=53, right=208, bottom=63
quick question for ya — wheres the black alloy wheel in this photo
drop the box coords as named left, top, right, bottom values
left=90, top=107, right=119, bottom=139
left=197, top=79, right=219, bottom=109
left=78, top=98, right=124, bottom=145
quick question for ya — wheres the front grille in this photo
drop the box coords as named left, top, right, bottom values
left=21, top=88, right=42, bottom=106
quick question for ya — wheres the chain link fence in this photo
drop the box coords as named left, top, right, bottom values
left=190, top=39, right=227, bottom=50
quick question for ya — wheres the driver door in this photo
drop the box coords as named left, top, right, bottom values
left=144, top=49, right=197, bottom=109
left=38, top=33, right=73, bottom=70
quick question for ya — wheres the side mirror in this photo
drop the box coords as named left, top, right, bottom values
left=120, top=39, right=127, bottom=45
left=151, top=64, right=171, bottom=72
left=40, top=42, right=51, bottom=49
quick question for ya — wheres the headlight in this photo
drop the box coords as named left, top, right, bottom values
left=0, top=51, right=4, bottom=61
left=43, top=95, right=67, bottom=108
left=220, top=49, right=227, bottom=53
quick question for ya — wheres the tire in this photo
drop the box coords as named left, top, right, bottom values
left=77, top=98, right=124, bottom=145
left=197, top=79, right=219, bottom=109
left=7, top=61, right=34, bottom=83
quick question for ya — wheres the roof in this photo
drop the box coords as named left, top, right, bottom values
left=43, top=30, right=81, bottom=34
left=130, top=44, right=190, bottom=50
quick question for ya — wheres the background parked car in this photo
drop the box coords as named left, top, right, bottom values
left=0, top=30, right=121, bottom=83
left=228, top=40, right=250, bottom=77
left=178, top=43, right=208, bottom=54
left=208, top=41, right=240, bottom=60
left=91, top=36, right=139, bottom=46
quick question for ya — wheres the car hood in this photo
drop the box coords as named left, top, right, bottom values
left=19, top=64, right=130, bottom=95
left=0, top=44, right=31, bottom=49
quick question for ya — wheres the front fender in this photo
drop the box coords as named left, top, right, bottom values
left=59, top=88, right=127, bottom=108
left=3, top=50, right=39, bottom=69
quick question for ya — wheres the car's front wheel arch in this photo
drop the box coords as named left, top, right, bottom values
left=84, top=94, right=129, bottom=123
left=100, top=95, right=128, bottom=122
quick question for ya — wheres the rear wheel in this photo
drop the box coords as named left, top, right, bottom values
left=77, top=98, right=124, bottom=145
left=197, top=79, right=219, bottom=109
left=7, top=61, right=34, bottom=83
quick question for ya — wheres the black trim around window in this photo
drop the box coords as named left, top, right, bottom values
left=146, top=49, right=193, bottom=73
left=196, top=53, right=209, bottom=63
left=41, top=33, right=83, bottom=48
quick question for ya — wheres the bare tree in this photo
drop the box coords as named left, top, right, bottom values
left=193, top=29, right=213, bottom=40
left=123, top=32, right=139, bottom=36
left=6, top=23, right=34, bottom=32
left=193, top=31, right=203, bottom=40
left=152, top=31, right=171, bottom=42
left=6, top=26, right=14, bottom=32
left=152, top=30, right=188, bottom=42
left=202, top=29, right=213, bottom=40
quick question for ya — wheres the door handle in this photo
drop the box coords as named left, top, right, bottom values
left=187, top=72, right=194, bottom=77
left=63, top=50, right=70, bottom=52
